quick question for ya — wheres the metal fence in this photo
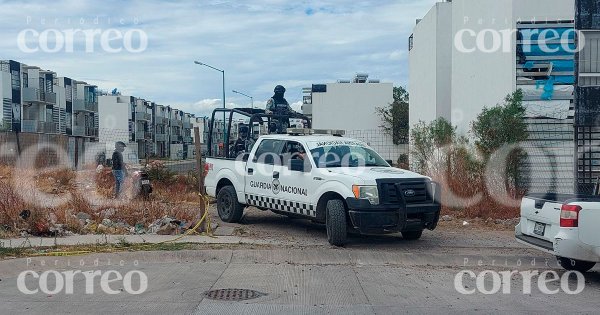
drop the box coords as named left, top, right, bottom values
left=345, top=129, right=408, bottom=163
left=0, top=129, right=202, bottom=174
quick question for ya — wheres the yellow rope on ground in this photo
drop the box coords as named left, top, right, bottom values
left=26, top=193, right=215, bottom=257
left=29, top=251, right=93, bottom=257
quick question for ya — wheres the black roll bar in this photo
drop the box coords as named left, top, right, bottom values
left=207, top=108, right=312, bottom=157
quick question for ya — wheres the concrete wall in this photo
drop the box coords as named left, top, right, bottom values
left=310, top=82, right=406, bottom=160
left=409, top=2, right=452, bottom=130
left=450, top=0, right=515, bottom=134
left=513, top=0, right=574, bottom=21
left=98, top=95, right=137, bottom=164
left=170, top=143, right=184, bottom=160
left=311, top=82, right=393, bottom=131
left=0, top=132, right=108, bottom=169
left=191, top=117, right=207, bottom=144
left=435, top=4, right=453, bottom=122
left=98, top=95, right=130, bottom=137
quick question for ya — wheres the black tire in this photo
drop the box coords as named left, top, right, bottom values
left=402, top=230, right=423, bottom=240
left=326, top=199, right=347, bottom=246
left=216, top=186, right=244, bottom=223
left=557, top=257, right=597, bottom=273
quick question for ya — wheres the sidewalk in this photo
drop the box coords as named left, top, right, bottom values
left=0, top=232, right=281, bottom=249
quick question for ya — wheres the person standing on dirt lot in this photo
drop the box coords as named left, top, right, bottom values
left=112, top=141, right=127, bottom=198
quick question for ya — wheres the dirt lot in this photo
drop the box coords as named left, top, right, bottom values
left=218, top=206, right=535, bottom=255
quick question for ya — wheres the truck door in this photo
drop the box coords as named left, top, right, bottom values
left=274, top=140, right=316, bottom=217
left=244, top=139, right=285, bottom=207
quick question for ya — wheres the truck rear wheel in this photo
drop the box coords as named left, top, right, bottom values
left=326, top=199, right=347, bottom=246
left=557, top=257, right=597, bottom=273
left=216, top=186, right=244, bottom=223
left=402, top=230, right=423, bottom=240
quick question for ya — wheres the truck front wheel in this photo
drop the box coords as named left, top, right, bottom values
left=216, top=186, right=244, bottom=223
left=557, top=257, right=597, bottom=273
left=326, top=199, right=347, bottom=246
left=402, top=230, right=423, bottom=240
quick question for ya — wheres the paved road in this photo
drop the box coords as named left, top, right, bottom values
left=1, top=209, right=599, bottom=314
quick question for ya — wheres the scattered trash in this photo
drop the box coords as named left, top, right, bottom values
left=48, top=213, right=58, bottom=224
left=134, top=223, right=145, bottom=234
left=19, top=210, right=31, bottom=220
left=462, top=221, right=469, bottom=226
left=76, top=212, right=91, bottom=221
left=494, top=218, right=520, bottom=227
left=99, top=208, right=116, bottom=218
left=441, top=215, right=453, bottom=222
left=49, top=224, right=65, bottom=235
left=149, top=216, right=182, bottom=235
left=157, top=223, right=177, bottom=235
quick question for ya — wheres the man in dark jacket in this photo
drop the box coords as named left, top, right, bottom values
left=112, top=141, right=127, bottom=198
left=265, top=85, right=297, bottom=133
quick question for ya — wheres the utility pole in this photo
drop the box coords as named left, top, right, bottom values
left=194, top=126, right=206, bottom=232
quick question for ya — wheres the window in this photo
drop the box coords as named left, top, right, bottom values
left=11, top=71, right=21, bottom=90
left=65, top=85, right=72, bottom=101
left=46, top=77, right=53, bottom=92
left=309, top=143, right=388, bottom=168
left=282, top=141, right=308, bottom=161
left=253, top=139, right=284, bottom=164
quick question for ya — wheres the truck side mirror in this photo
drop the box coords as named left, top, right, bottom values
left=289, top=159, right=310, bottom=172
left=241, top=153, right=250, bottom=162
left=386, top=160, right=393, bottom=166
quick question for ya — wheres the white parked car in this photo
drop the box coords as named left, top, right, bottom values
left=205, top=131, right=442, bottom=246
left=515, top=193, right=600, bottom=272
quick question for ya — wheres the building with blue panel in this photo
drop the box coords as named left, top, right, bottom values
left=409, top=0, right=600, bottom=194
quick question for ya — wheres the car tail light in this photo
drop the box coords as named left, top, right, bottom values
left=560, top=204, right=582, bottom=227
left=204, top=163, right=212, bottom=174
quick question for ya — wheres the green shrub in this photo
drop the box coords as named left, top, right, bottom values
left=146, top=161, right=175, bottom=183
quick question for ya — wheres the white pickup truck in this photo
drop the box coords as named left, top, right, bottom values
left=516, top=193, right=600, bottom=272
left=205, top=131, right=441, bottom=246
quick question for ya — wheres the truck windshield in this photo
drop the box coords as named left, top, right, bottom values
left=309, top=145, right=389, bottom=168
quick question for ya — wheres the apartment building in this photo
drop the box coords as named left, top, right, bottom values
left=0, top=60, right=100, bottom=140
left=58, top=78, right=99, bottom=138
left=301, top=74, right=407, bottom=161
left=409, top=0, right=600, bottom=193
left=153, top=104, right=170, bottom=158
left=134, top=99, right=153, bottom=159
left=97, top=94, right=140, bottom=164
left=190, top=116, right=208, bottom=144
left=0, top=60, right=57, bottom=134
left=1, top=59, right=225, bottom=163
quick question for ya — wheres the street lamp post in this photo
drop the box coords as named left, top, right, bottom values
left=232, top=90, right=254, bottom=109
left=194, top=61, right=227, bottom=145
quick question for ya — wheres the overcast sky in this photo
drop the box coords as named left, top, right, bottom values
left=0, top=0, right=438, bottom=117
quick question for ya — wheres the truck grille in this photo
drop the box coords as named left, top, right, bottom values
left=379, top=180, right=432, bottom=205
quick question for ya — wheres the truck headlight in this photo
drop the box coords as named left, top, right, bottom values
left=352, top=185, right=379, bottom=205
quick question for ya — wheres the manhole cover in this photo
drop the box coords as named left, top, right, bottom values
left=203, top=288, right=266, bottom=301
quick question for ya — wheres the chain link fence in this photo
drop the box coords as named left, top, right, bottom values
left=345, top=129, right=408, bottom=163
left=0, top=128, right=201, bottom=175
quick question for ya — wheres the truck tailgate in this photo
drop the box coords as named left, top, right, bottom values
left=520, top=196, right=562, bottom=244
left=579, top=210, right=600, bottom=247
